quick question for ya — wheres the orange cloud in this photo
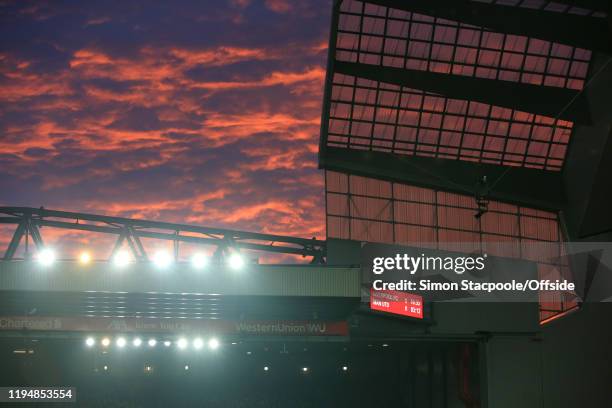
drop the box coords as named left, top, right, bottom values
left=265, top=0, right=292, bottom=13
left=190, top=67, right=325, bottom=91
left=1, top=5, right=331, bottom=262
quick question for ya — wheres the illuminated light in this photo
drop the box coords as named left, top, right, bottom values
left=246, top=351, right=252, bottom=355
left=116, top=337, right=127, bottom=348
left=103, top=365, right=108, bottom=371
left=37, top=248, right=56, bottom=266
left=302, top=367, right=309, bottom=373
left=264, top=366, right=269, bottom=372
left=228, top=253, right=244, bottom=270
left=101, top=337, right=111, bottom=347
left=153, top=250, right=172, bottom=269
left=144, top=365, right=153, bottom=373
left=148, top=339, right=157, bottom=347
left=177, top=338, right=188, bottom=350
left=163, top=340, right=171, bottom=347
left=133, top=338, right=142, bottom=347
left=184, top=365, right=189, bottom=371
left=342, top=366, right=348, bottom=372
left=85, top=337, right=95, bottom=347
left=191, top=253, right=209, bottom=270
left=382, top=343, right=389, bottom=348
left=208, top=337, right=220, bottom=350
left=193, top=338, right=204, bottom=350
left=79, top=252, right=92, bottom=264
left=113, top=250, right=130, bottom=268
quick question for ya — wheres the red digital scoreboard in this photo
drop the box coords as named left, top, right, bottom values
left=370, top=288, right=424, bottom=319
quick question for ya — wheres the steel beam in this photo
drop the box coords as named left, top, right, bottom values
left=0, top=207, right=321, bottom=249
left=28, top=219, right=321, bottom=257
left=28, top=224, right=44, bottom=250
left=321, top=146, right=565, bottom=211
left=531, top=0, right=609, bottom=13
left=126, top=226, right=148, bottom=261
left=319, top=0, right=343, bottom=163
left=110, top=234, right=126, bottom=259
left=0, top=207, right=326, bottom=262
left=3, top=222, right=25, bottom=260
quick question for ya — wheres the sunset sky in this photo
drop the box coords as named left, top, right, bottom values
left=0, top=0, right=331, bottom=253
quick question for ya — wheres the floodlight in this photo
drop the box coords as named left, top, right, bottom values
left=191, top=253, right=208, bottom=269
left=101, top=337, right=111, bottom=347
left=302, top=367, right=309, bottom=373
left=148, top=339, right=157, bottom=347
left=342, top=366, right=348, bottom=372
left=153, top=250, right=172, bottom=269
left=208, top=337, right=220, bottom=350
left=184, top=365, right=189, bottom=371
left=37, top=248, right=56, bottom=266
left=133, top=338, right=142, bottom=347
left=79, top=252, right=91, bottom=264
left=103, top=365, right=108, bottom=371
left=264, top=366, right=269, bottom=372
left=116, top=337, right=127, bottom=348
left=228, top=253, right=244, bottom=270
left=113, top=250, right=130, bottom=268
left=177, top=338, right=188, bottom=350
left=163, top=340, right=171, bottom=347
left=193, top=338, right=204, bottom=350
left=85, top=337, right=95, bottom=347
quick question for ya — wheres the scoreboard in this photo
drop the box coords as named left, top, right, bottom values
left=370, top=288, right=424, bottom=319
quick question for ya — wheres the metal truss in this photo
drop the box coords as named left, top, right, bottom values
left=0, top=207, right=326, bottom=264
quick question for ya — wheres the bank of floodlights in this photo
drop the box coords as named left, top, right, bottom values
left=228, top=252, right=245, bottom=270
left=36, top=248, right=56, bottom=266
left=208, top=338, right=220, bottom=350
left=191, top=253, right=209, bottom=269
left=113, top=250, right=131, bottom=268
left=152, top=250, right=172, bottom=269
left=79, top=251, right=92, bottom=264
left=193, top=338, right=204, bottom=350
left=28, top=248, right=249, bottom=271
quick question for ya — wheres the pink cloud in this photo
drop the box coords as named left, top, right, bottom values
left=265, top=0, right=292, bottom=13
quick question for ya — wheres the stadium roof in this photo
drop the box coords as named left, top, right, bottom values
left=319, top=0, right=612, bottom=321
left=320, top=0, right=602, bottom=170
left=319, top=0, right=612, bottom=215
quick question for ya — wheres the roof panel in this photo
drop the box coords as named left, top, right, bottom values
left=327, top=72, right=572, bottom=170
left=336, top=0, right=592, bottom=90
left=322, top=0, right=593, bottom=171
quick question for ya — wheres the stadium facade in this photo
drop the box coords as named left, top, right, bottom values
left=318, top=1, right=612, bottom=406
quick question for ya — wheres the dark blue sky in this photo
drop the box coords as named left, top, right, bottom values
left=0, top=0, right=331, bottom=255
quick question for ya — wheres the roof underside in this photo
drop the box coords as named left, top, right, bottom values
left=321, top=0, right=602, bottom=171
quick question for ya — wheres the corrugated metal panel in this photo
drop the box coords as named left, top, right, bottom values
left=0, top=262, right=361, bottom=298
left=325, top=170, right=573, bottom=320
